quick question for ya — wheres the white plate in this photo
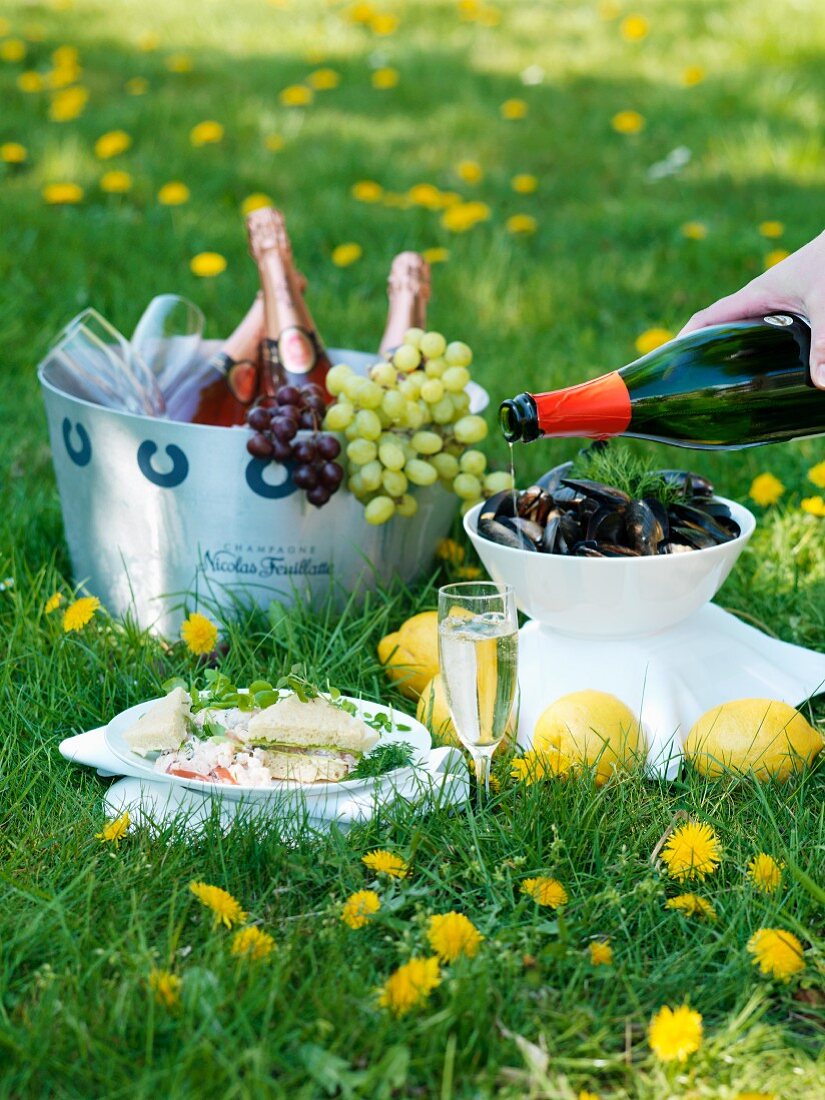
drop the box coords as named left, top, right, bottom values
left=104, top=694, right=432, bottom=803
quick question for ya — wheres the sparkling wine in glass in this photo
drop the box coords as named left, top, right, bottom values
left=437, top=582, right=518, bottom=805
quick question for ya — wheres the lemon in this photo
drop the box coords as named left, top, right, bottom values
left=685, top=698, right=823, bottom=780
left=533, top=690, right=645, bottom=785
left=377, top=611, right=439, bottom=699
left=417, top=672, right=518, bottom=749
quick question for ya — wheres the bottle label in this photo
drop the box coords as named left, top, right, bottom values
left=268, top=326, right=318, bottom=376
left=533, top=371, right=632, bottom=438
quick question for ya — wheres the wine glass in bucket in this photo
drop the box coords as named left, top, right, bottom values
left=437, top=582, right=519, bottom=806
left=131, top=294, right=205, bottom=399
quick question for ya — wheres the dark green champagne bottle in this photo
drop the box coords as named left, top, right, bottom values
left=499, top=314, right=824, bottom=449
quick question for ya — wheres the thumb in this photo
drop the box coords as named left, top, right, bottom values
left=677, top=285, right=785, bottom=337
left=808, top=303, right=825, bottom=389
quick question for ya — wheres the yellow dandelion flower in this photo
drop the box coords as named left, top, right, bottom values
left=749, top=472, right=784, bottom=507
left=308, top=68, right=340, bottom=90
left=0, top=38, right=27, bottom=62
left=661, top=821, right=721, bottom=881
left=94, top=130, right=131, bottom=159
left=190, top=252, right=227, bottom=278
left=611, top=109, right=645, bottom=134
left=588, top=940, right=613, bottom=966
left=747, top=928, right=805, bottom=981
left=362, top=849, right=409, bottom=879
left=455, top=565, right=482, bottom=579
left=501, top=98, right=528, bottom=120
left=230, top=926, right=276, bottom=961
left=264, top=133, right=285, bottom=152
left=579, top=1092, right=601, bottom=1100
left=138, top=32, right=160, bottom=52
left=331, top=242, right=362, bottom=267
left=665, top=893, right=718, bottom=920
left=341, top=889, right=381, bottom=929
left=241, top=192, right=273, bottom=217
left=648, top=1004, right=703, bottom=1063
left=62, top=595, right=99, bottom=630
left=347, top=2, right=376, bottom=24
left=189, top=120, right=223, bottom=147
left=506, top=214, right=538, bottom=235
left=759, top=220, right=784, bottom=238
left=49, top=85, right=88, bottom=121
left=370, top=13, right=399, bottom=36
left=808, top=461, right=825, bottom=489
left=477, top=6, right=501, bottom=28
left=488, top=773, right=501, bottom=793
left=148, top=968, right=181, bottom=1009
left=620, top=15, right=649, bottom=41
left=456, top=159, right=483, bottom=184
left=377, top=956, right=440, bottom=1016
left=52, top=44, right=79, bottom=66
left=280, top=84, right=313, bottom=106
left=48, top=61, right=82, bottom=88
left=521, top=877, right=568, bottom=907
left=372, top=67, right=399, bottom=89
left=511, top=173, right=538, bottom=194
left=436, top=537, right=465, bottom=565
left=747, top=853, right=783, bottom=894
left=125, top=77, right=148, bottom=95
left=458, top=0, right=481, bottom=21
left=510, top=749, right=564, bottom=784
left=801, top=495, right=825, bottom=517
left=427, top=912, right=484, bottom=962
left=95, top=811, right=130, bottom=847
left=189, top=881, right=247, bottom=929
left=422, top=247, right=449, bottom=264
left=681, top=221, right=708, bottom=240
left=635, top=327, right=673, bottom=355
left=351, top=180, right=383, bottom=203
left=157, top=180, right=190, bottom=205
left=764, top=249, right=789, bottom=269
left=180, top=611, right=218, bottom=653
left=166, top=53, right=193, bottom=73
left=1, top=142, right=27, bottom=163
left=441, top=201, right=491, bottom=233
left=43, top=182, right=85, bottom=205
left=682, top=64, right=706, bottom=86
left=44, top=591, right=63, bottom=614
left=100, top=170, right=132, bottom=194
left=407, top=182, right=443, bottom=209
left=735, top=1093, right=777, bottom=1100
left=17, top=70, right=44, bottom=92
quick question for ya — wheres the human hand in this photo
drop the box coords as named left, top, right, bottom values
left=678, top=230, right=825, bottom=389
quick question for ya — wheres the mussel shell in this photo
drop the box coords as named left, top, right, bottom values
left=478, top=490, right=517, bottom=526
left=510, top=516, right=545, bottom=544
left=587, top=506, right=627, bottom=544
left=478, top=517, right=537, bottom=551
left=540, top=514, right=560, bottom=554
left=642, top=496, right=670, bottom=540
left=561, top=478, right=632, bottom=508
left=597, top=543, right=642, bottom=557
left=670, top=524, right=718, bottom=550
left=536, top=461, right=573, bottom=494
left=669, top=502, right=735, bottom=543
left=625, top=499, right=664, bottom=556
left=653, top=469, right=715, bottom=500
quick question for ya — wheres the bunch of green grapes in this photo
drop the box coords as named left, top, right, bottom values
left=323, top=329, right=513, bottom=525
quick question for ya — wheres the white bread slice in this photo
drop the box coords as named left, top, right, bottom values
left=258, top=749, right=352, bottom=784
left=247, top=694, right=379, bottom=753
left=123, top=687, right=192, bottom=757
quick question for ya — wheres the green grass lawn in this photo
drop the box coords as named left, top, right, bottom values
left=1, top=0, right=823, bottom=1096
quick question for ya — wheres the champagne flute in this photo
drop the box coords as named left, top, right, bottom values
left=131, top=294, right=205, bottom=399
left=437, top=582, right=518, bottom=806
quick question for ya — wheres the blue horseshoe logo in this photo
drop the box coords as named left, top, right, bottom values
left=137, top=441, right=189, bottom=488
left=62, top=418, right=92, bottom=467
left=245, top=457, right=298, bottom=499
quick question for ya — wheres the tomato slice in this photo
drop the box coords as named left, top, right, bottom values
left=167, top=767, right=212, bottom=781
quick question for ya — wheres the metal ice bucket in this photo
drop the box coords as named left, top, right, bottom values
left=39, top=346, right=489, bottom=635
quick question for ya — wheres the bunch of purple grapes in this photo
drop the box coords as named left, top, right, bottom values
left=245, top=383, right=344, bottom=507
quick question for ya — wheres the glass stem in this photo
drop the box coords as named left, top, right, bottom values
left=472, top=748, right=494, bottom=808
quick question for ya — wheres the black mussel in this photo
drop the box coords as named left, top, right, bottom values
left=510, top=516, right=545, bottom=544
left=598, top=543, right=642, bottom=557
left=642, top=496, right=670, bottom=540
left=561, top=478, right=632, bottom=508
left=518, top=487, right=553, bottom=527
left=573, top=540, right=605, bottom=558
left=688, top=500, right=740, bottom=537
left=669, top=502, right=735, bottom=544
left=536, top=461, right=573, bottom=494
left=541, top=515, right=560, bottom=553
left=625, top=499, right=665, bottom=555
left=670, top=524, right=718, bottom=550
left=559, top=512, right=583, bottom=547
left=551, top=485, right=581, bottom=504
left=587, top=506, right=627, bottom=545
left=653, top=469, right=715, bottom=500
left=478, top=490, right=516, bottom=527
left=479, top=517, right=537, bottom=551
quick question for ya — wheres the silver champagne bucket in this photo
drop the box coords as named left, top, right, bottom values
left=39, top=346, right=489, bottom=635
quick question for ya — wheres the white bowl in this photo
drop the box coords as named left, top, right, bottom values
left=464, top=495, right=756, bottom=638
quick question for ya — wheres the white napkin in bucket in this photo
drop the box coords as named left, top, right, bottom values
left=59, top=727, right=470, bottom=835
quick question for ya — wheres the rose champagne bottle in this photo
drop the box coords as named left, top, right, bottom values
left=246, top=206, right=333, bottom=400
left=378, top=251, right=431, bottom=357
left=499, top=314, right=824, bottom=449
left=163, top=294, right=264, bottom=425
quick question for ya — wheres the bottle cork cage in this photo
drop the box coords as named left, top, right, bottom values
left=39, top=346, right=489, bottom=635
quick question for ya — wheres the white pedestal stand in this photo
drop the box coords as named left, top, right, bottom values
left=516, top=603, right=825, bottom=779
